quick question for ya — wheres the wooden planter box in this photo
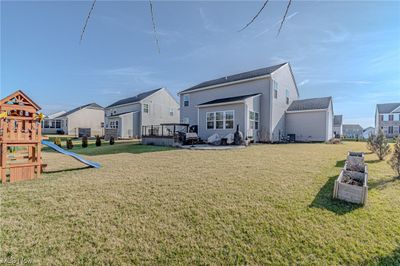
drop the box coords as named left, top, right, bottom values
left=333, top=164, right=368, bottom=205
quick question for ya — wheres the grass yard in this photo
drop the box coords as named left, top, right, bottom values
left=0, top=142, right=399, bottom=264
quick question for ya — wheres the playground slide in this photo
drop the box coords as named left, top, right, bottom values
left=41, top=140, right=101, bottom=169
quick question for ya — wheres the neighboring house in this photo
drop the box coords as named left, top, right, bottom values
left=286, top=97, right=334, bottom=142
left=363, top=127, right=375, bottom=139
left=104, top=88, right=179, bottom=139
left=178, top=62, right=333, bottom=142
left=375, top=103, right=400, bottom=138
left=343, top=124, right=364, bottom=139
left=42, top=103, right=104, bottom=137
left=333, top=115, right=343, bottom=138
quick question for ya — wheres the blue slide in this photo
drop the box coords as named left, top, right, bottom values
left=42, top=140, right=101, bottom=169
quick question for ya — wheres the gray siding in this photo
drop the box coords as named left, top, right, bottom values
left=180, top=78, right=272, bottom=141
left=270, top=64, right=299, bottom=141
left=198, top=103, right=245, bottom=141
left=286, top=110, right=329, bottom=142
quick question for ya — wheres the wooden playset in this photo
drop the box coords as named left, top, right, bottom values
left=0, top=90, right=44, bottom=184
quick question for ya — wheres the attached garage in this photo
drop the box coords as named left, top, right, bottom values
left=285, top=97, right=333, bottom=142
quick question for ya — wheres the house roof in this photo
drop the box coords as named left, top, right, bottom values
left=287, top=97, right=332, bottom=112
left=363, top=127, right=374, bottom=132
left=376, top=103, right=400, bottom=113
left=333, top=115, right=343, bottom=125
left=197, top=93, right=261, bottom=106
left=46, top=111, right=66, bottom=119
left=107, top=88, right=163, bottom=108
left=57, top=103, right=103, bottom=118
left=179, top=63, right=287, bottom=94
left=343, top=124, right=363, bottom=131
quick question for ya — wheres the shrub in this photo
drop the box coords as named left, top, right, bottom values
left=109, top=136, right=115, bottom=145
left=95, top=135, right=101, bottom=147
left=82, top=136, right=88, bottom=148
left=373, top=130, right=390, bottom=160
left=366, top=134, right=375, bottom=153
left=66, top=139, right=74, bottom=149
left=54, top=137, right=62, bottom=148
left=328, top=138, right=341, bottom=144
left=388, top=136, right=400, bottom=178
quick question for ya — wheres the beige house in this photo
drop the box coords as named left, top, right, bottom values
left=179, top=62, right=334, bottom=142
left=42, top=103, right=104, bottom=137
left=375, top=103, right=400, bottom=138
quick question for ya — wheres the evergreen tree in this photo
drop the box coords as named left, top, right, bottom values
left=374, top=130, right=390, bottom=160
left=389, top=136, right=400, bottom=178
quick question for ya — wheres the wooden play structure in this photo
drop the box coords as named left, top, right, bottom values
left=0, top=90, right=44, bottom=184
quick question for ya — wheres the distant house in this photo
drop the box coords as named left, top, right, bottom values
left=343, top=124, right=363, bottom=139
left=178, top=62, right=334, bottom=142
left=42, top=103, right=104, bottom=137
left=286, top=97, right=334, bottom=142
left=104, top=88, right=179, bottom=139
left=363, top=127, right=375, bottom=139
left=333, top=115, right=343, bottom=138
left=375, top=103, right=400, bottom=138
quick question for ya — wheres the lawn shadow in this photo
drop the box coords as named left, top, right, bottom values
left=43, top=166, right=91, bottom=174
left=362, top=246, right=400, bottom=265
left=335, top=160, right=346, bottom=168
left=369, top=176, right=399, bottom=190
left=309, top=175, right=362, bottom=215
left=365, top=159, right=381, bottom=164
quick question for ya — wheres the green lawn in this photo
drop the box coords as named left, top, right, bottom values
left=1, top=142, right=399, bottom=264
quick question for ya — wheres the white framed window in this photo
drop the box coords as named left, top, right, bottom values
left=389, top=114, right=394, bottom=121
left=183, top=95, right=190, bottom=107
left=273, top=80, right=279, bottom=99
left=382, top=114, right=389, bottom=121
left=286, top=89, right=290, bottom=104
left=109, top=121, right=119, bottom=129
left=389, top=126, right=393, bottom=134
left=206, top=111, right=235, bottom=130
left=249, top=111, right=260, bottom=130
left=143, top=103, right=149, bottom=113
left=55, top=120, right=61, bottom=129
left=169, top=108, right=174, bottom=116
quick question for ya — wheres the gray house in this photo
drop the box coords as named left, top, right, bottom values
left=178, top=63, right=334, bottom=142
left=42, top=103, right=104, bottom=137
left=343, top=124, right=364, bottom=139
left=286, top=97, right=334, bottom=142
left=105, top=88, right=179, bottom=139
left=375, top=103, right=400, bottom=138
left=333, top=115, right=343, bottom=138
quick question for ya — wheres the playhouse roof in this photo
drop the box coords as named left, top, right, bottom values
left=0, top=90, right=41, bottom=111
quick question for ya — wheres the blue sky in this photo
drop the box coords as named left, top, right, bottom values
left=1, top=0, right=399, bottom=127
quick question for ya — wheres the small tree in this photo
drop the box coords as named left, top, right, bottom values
left=389, top=136, right=400, bottom=178
left=54, top=137, right=62, bottom=148
left=95, top=135, right=101, bottom=147
left=66, top=139, right=74, bottom=149
left=373, top=130, right=390, bottom=160
left=82, top=136, right=88, bottom=148
left=109, top=136, right=115, bottom=145
left=366, top=134, right=375, bottom=153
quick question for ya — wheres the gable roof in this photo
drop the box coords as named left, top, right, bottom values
left=107, top=88, right=163, bottom=108
left=343, top=124, right=363, bottom=131
left=46, top=111, right=66, bottom=119
left=57, top=103, right=103, bottom=118
left=287, top=97, right=332, bottom=112
left=179, top=63, right=287, bottom=94
left=333, top=115, right=343, bottom=125
left=376, top=103, right=400, bottom=113
left=198, top=93, right=261, bottom=106
left=0, top=90, right=41, bottom=110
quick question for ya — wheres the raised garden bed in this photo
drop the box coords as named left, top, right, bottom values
left=333, top=152, right=368, bottom=205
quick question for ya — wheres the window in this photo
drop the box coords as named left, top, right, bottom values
left=389, top=126, right=393, bottom=134
left=389, top=114, right=394, bottom=121
left=143, top=104, right=149, bottom=113
left=109, top=121, right=119, bottom=129
left=183, top=95, right=189, bottom=107
left=44, top=120, right=49, bottom=128
left=249, top=111, right=260, bottom=130
left=225, top=111, right=234, bottom=129
left=286, top=89, right=290, bottom=104
left=55, top=120, right=61, bottom=129
left=207, top=113, right=214, bottom=129
left=383, top=114, right=389, bottom=121
left=206, top=111, right=234, bottom=130
left=215, top=112, right=224, bottom=129
left=101, top=122, right=104, bottom=128
left=273, top=80, right=279, bottom=99
left=169, top=108, right=174, bottom=116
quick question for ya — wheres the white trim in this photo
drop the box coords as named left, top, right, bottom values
left=178, top=75, right=271, bottom=95
left=197, top=100, right=245, bottom=108
left=286, top=108, right=328, bottom=114
left=391, top=105, right=400, bottom=113
left=206, top=110, right=235, bottom=130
